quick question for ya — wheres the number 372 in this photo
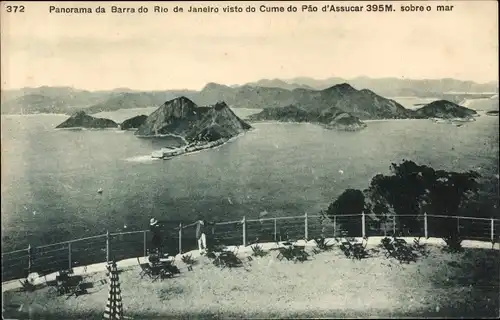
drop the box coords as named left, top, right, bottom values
left=6, top=5, right=25, bottom=13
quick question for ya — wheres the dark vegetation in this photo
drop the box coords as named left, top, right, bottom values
left=250, top=244, right=268, bottom=257
left=55, top=111, right=117, bottom=129
left=180, top=254, right=196, bottom=266
left=205, top=245, right=243, bottom=269
left=312, top=236, right=334, bottom=254
left=378, top=236, right=428, bottom=263
left=336, top=238, right=369, bottom=260
left=275, top=243, right=309, bottom=263
left=322, top=159, right=494, bottom=251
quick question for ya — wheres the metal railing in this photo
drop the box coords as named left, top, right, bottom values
left=2, top=213, right=499, bottom=282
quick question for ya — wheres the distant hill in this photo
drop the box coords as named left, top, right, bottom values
left=414, top=100, right=478, bottom=119
left=135, top=96, right=252, bottom=142
left=55, top=111, right=118, bottom=129
left=194, top=82, right=415, bottom=120
left=2, top=77, right=497, bottom=115
left=1, top=94, right=70, bottom=114
left=245, top=79, right=315, bottom=90
left=84, top=91, right=196, bottom=114
left=194, top=82, right=297, bottom=109
left=242, top=77, right=499, bottom=98
left=248, top=104, right=367, bottom=131
left=1, top=86, right=123, bottom=114
left=297, top=83, right=415, bottom=120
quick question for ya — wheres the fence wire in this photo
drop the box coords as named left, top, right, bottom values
left=1, top=250, right=31, bottom=281
left=70, top=236, right=107, bottom=270
left=2, top=214, right=498, bottom=282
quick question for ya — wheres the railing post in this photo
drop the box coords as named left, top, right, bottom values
left=361, top=212, right=366, bottom=238
left=392, top=215, right=396, bottom=236
left=424, top=212, right=428, bottom=239
left=242, top=216, right=246, bottom=247
left=106, top=230, right=110, bottom=263
left=304, top=212, right=309, bottom=241
left=457, top=217, right=460, bottom=234
left=273, top=218, right=277, bottom=242
left=333, top=215, right=337, bottom=238
left=383, top=216, right=387, bottom=237
left=68, top=242, right=72, bottom=270
left=178, top=223, right=183, bottom=255
left=143, top=230, right=147, bottom=257
left=27, top=244, right=32, bottom=273
left=491, top=218, right=495, bottom=244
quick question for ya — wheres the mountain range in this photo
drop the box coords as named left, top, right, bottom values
left=245, top=77, right=499, bottom=94
left=2, top=77, right=497, bottom=116
left=54, top=84, right=479, bottom=136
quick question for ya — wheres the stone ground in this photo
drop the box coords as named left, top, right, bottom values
left=2, top=240, right=499, bottom=319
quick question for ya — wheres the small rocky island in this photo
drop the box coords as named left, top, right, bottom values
left=120, top=115, right=148, bottom=130
left=414, top=100, right=478, bottom=120
left=247, top=105, right=366, bottom=131
left=135, top=96, right=252, bottom=159
left=55, top=111, right=118, bottom=129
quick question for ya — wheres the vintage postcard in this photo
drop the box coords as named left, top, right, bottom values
left=1, top=1, right=498, bottom=319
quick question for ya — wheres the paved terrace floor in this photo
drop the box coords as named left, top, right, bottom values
left=2, top=236, right=498, bottom=293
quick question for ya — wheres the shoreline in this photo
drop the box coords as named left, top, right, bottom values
left=135, top=132, right=189, bottom=144
left=54, top=126, right=120, bottom=131
left=151, top=131, right=247, bottom=160
left=1, top=113, right=70, bottom=117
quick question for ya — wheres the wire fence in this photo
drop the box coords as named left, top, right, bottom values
left=2, top=213, right=499, bottom=282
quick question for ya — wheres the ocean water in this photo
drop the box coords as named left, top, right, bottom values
left=1, top=103, right=498, bottom=251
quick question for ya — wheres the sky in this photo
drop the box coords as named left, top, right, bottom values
left=1, top=1, right=498, bottom=90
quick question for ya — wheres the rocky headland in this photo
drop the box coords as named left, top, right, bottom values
left=135, top=96, right=252, bottom=159
left=55, top=111, right=118, bottom=129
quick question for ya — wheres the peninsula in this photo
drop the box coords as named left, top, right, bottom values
left=135, top=96, right=252, bottom=159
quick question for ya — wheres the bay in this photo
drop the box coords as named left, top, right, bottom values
left=1, top=104, right=498, bottom=251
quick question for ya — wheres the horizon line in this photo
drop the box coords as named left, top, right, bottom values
left=2, top=75, right=499, bottom=92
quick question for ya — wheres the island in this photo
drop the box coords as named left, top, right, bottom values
left=120, top=115, right=148, bottom=130
left=55, top=110, right=118, bottom=129
left=414, top=100, right=478, bottom=119
left=413, top=100, right=479, bottom=126
left=135, top=96, right=252, bottom=159
left=247, top=105, right=367, bottom=131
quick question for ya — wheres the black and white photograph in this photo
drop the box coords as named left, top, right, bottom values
left=1, top=1, right=499, bottom=319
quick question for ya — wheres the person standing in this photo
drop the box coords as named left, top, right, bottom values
left=195, top=219, right=207, bottom=254
left=149, top=218, right=164, bottom=255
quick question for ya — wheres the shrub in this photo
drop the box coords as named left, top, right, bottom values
left=213, top=250, right=243, bottom=269
left=277, top=245, right=309, bottom=263
left=338, top=238, right=369, bottom=260
left=206, top=244, right=227, bottom=260
left=443, top=232, right=464, bottom=253
left=380, top=236, right=419, bottom=263
left=412, top=237, right=429, bottom=257
left=251, top=244, right=268, bottom=257
left=181, top=254, right=196, bottom=265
